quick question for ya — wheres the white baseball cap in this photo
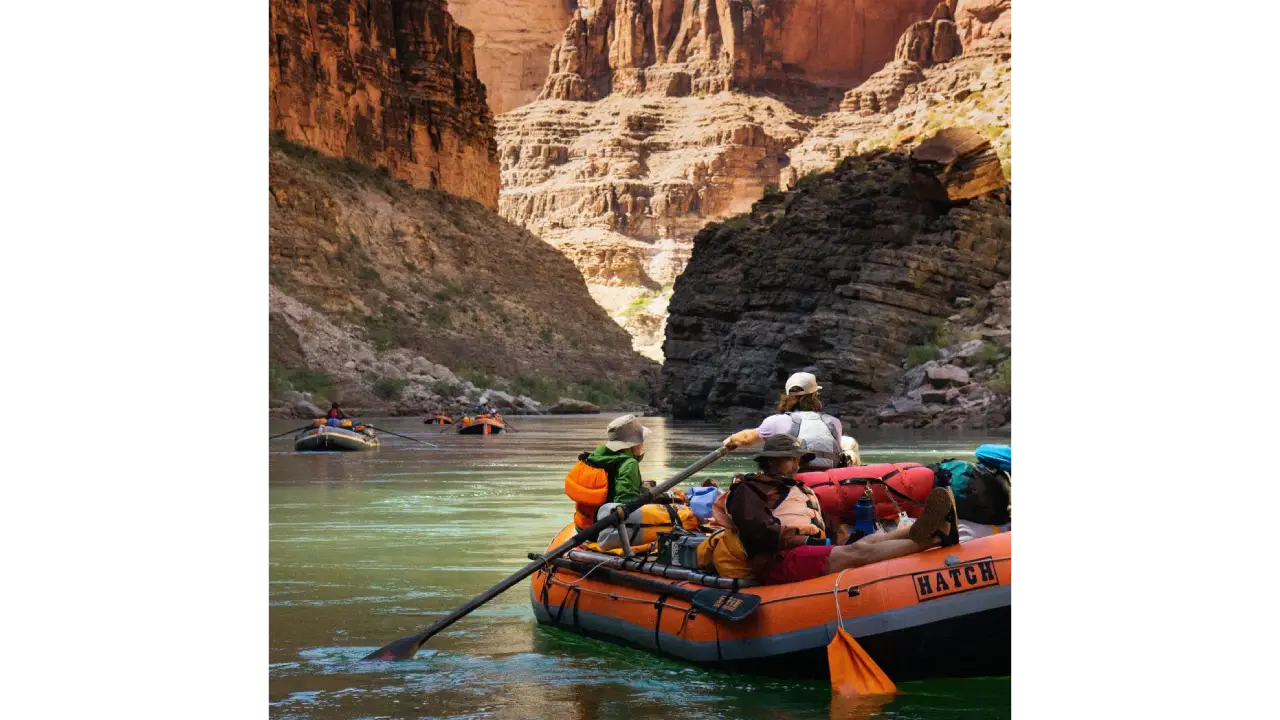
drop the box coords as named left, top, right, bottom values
left=785, top=372, right=822, bottom=396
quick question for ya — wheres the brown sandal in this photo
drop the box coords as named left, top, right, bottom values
left=910, top=488, right=960, bottom=547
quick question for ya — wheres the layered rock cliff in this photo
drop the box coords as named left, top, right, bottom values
left=662, top=127, right=1010, bottom=429
left=269, top=136, right=656, bottom=414
left=498, top=93, right=814, bottom=359
left=496, top=0, right=997, bottom=360
left=447, top=0, right=576, bottom=114
left=269, top=0, right=500, bottom=207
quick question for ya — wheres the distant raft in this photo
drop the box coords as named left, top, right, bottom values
left=458, top=416, right=505, bottom=435
left=294, top=420, right=378, bottom=448
left=424, top=413, right=454, bottom=425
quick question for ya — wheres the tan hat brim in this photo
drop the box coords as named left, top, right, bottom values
left=605, top=425, right=649, bottom=451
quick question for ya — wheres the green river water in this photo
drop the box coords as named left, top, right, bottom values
left=269, top=415, right=1010, bottom=720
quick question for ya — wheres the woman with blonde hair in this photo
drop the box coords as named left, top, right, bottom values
left=840, top=436, right=861, bottom=467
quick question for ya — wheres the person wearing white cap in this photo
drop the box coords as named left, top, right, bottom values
left=722, top=371, right=849, bottom=471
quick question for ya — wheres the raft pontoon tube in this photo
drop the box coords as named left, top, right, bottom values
left=293, top=425, right=380, bottom=451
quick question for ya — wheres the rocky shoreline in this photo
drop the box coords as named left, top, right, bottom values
left=271, top=380, right=652, bottom=419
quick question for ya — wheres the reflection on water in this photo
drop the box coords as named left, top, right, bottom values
left=270, top=415, right=1009, bottom=719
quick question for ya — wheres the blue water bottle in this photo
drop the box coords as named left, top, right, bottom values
left=852, top=488, right=877, bottom=542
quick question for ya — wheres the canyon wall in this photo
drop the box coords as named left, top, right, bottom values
left=662, top=127, right=1011, bottom=429
left=496, top=0, right=979, bottom=360
left=268, top=0, right=657, bottom=414
left=269, top=0, right=500, bottom=207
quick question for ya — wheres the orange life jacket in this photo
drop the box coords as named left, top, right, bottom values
left=772, top=482, right=827, bottom=547
left=709, top=475, right=826, bottom=554
left=564, top=452, right=616, bottom=530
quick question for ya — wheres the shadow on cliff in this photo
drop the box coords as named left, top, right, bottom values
left=659, top=127, right=1011, bottom=431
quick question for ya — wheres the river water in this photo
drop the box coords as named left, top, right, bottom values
left=269, top=416, right=1010, bottom=720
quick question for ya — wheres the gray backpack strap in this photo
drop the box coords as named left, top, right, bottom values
left=816, top=414, right=841, bottom=468
left=789, top=412, right=801, bottom=437
left=821, top=414, right=840, bottom=444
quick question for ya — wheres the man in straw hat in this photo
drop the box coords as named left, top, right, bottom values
left=716, top=434, right=958, bottom=584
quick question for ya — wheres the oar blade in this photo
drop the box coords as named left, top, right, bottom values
left=690, top=589, right=760, bottom=621
left=359, top=446, right=728, bottom=661
left=362, top=633, right=423, bottom=661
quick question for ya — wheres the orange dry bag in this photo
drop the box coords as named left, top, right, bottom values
left=564, top=453, right=614, bottom=530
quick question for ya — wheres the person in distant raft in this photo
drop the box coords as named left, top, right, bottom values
left=327, top=402, right=346, bottom=420
left=704, top=434, right=958, bottom=584
left=721, top=372, right=850, bottom=472
left=563, top=414, right=651, bottom=530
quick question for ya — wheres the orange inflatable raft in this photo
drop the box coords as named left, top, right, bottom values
left=458, top=416, right=505, bottom=435
left=530, top=524, right=1010, bottom=680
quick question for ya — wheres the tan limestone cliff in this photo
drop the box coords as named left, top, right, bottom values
left=447, top=0, right=576, bottom=114
left=498, top=93, right=813, bottom=359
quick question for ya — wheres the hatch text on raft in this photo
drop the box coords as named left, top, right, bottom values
left=912, top=558, right=999, bottom=602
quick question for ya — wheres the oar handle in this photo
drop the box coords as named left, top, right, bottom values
left=363, top=446, right=728, bottom=660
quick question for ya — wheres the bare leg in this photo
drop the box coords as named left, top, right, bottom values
left=853, top=525, right=912, bottom=545
left=826, top=536, right=938, bottom=573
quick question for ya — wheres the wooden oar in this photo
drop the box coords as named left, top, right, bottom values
left=269, top=425, right=313, bottom=440
left=362, top=445, right=729, bottom=661
left=366, top=426, right=440, bottom=449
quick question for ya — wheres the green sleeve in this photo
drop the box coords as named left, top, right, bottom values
left=611, top=457, right=644, bottom=503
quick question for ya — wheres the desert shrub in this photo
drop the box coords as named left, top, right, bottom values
left=372, top=377, right=406, bottom=400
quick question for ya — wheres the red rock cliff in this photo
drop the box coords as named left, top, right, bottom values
left=269, top=0, right=500, bottom=207
left=541, top=0, right=941, bottom=102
